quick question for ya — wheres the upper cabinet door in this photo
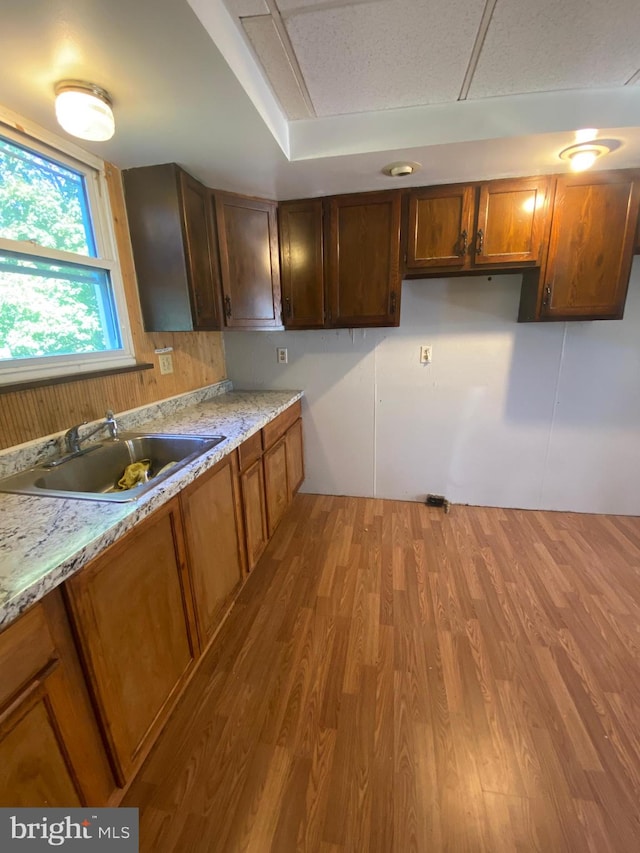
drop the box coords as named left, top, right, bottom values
left=406, top=185, right=474, bottom=270
left=123, top=163, right=221, bottom=332
left=327, top=191, right=402, bottom=327
left=542, top=172, right=640, bottom=320
left=473, top=176, right=552, bottom=266
left=279, top=199, right=325, bottom=329
left=179, top=171, right=223, bottom=330
left=215, top=193, right=282, bottom=329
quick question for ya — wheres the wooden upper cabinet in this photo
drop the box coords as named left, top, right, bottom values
left=180, top=171, right=223, bottom=329
left=327, top=191, right=402, bottom=327
left=406, top=184, right=474, bottom=269
left=279, top=199, right=325, bottom=329
left=215, top=193, right=282, bottom=329
left=64, top=499, right=198, bottom=785
left=0, top=593, right=115, bottom=807
left=538, top=171, right=640, bottom=320
left=405, top=176, right=552, bottom=273
left=475, top=176, right=551, bottom=266
left=180, top=454, right=245, bottom=650
left=123, top=163, right=222, bottom=332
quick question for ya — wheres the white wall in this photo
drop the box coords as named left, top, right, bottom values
left=224, top=260, right=640, bottom=514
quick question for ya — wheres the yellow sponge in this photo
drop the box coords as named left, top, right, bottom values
left=117, top=459, right=151, bottom=490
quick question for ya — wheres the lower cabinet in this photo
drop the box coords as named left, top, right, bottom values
left=64, top=498, right=198, bottom=785
left=239, top=401, right=305, bottom=568
left=0, top=592, right=115, bottom=807
left=285, top=417, right=304, bottom=499
left=0, top=403, right=304, bottom=806
left=264, top=435, right=289, bottom=537
left=241, top=457, right=269, bottom=571
left=180, top=452, right=246, bottom=649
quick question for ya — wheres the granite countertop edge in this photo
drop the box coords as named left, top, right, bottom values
left=0, top=386, right=303, bottom=630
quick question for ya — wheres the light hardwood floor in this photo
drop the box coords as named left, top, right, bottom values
left=124, top=495, right=640, bottom=852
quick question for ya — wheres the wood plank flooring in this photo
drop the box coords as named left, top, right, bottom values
left=124, top=495, right=640, bottom=851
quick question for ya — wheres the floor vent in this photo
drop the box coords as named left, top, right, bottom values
left=425, top=494, right=450, bottom=513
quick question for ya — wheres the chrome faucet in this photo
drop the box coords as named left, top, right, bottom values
left=64, top=410, right=118, bottom=454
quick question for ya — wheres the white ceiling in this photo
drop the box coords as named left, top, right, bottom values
left=0, top=0, right=639, bottom=200
left=221, top=0, right=640, bottom=118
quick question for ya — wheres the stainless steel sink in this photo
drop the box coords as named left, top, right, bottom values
left=0, top=433, right=226, bottom=502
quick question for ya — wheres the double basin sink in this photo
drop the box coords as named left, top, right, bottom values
left=0, top=433, right=226, bottom=503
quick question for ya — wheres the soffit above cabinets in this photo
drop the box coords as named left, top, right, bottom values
left=222, top=0, right=640, bottom=120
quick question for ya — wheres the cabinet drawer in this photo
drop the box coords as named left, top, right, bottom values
left=238, top=432, right=263, bottom=472
left=262, top=400, right=302, bottom=450
left=0, top=604, right=57, bottom=710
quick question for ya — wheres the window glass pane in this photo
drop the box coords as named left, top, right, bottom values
left=0, top=135, right=96, bottom=257
left=0, top=252, right=122, bottom=360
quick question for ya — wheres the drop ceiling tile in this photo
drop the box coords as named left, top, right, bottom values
left=225, top=0, right=269, bottom=17
left=242, top=15, right=312, bottom=119
left=275, top=0, right=379, bottom=13
left=284, top=0, right=487, bottom=116
left=468, top=0, right=640, bottom=98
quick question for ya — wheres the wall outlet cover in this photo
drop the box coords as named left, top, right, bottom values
left=159, top=353, right=173, bottom=375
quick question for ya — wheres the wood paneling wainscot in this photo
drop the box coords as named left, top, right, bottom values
left=0, top=163, right=226, bottom=450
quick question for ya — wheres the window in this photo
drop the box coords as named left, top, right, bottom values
left=0, top=118, right=134, bottom=384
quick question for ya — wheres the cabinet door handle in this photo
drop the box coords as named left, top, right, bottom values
left=542, top=284, right=552, bottom=308
left=224, top=295, right=232, bottom=318
left=474, top=229, right=484, bottom=256
left=284, top=296, right=292, bottom=318
left=390, top=292, right=397, bottom=314
left=457, top=230, right=468, bottom=257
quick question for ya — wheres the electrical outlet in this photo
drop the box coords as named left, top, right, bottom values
left=158, top=353, right=173, bottom=375
left=420, top=345, right=432, bottom=364
left=277, top=347, right=288, bottom=364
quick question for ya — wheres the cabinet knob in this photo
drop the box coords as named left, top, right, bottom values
left=457, top=230, right=468, bottom=257
left=224, top=295, right=232, bottom=318
left=542, top=285, right=552, bottom=308
left=475, top=229, right=484, bottom=256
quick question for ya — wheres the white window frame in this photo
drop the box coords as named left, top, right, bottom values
left=0, top=104, right=135, bottom=385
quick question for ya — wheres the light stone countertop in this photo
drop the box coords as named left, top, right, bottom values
left=0, top=386, right=303, bottom=630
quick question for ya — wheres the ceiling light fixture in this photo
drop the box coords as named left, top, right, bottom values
left=558, top=141, right=613, bottom=172
left=574, top=128, right=598, bottom=144
left=54, top=80, right=115, bottom=141
left=382, top=161, right=421, bottom=178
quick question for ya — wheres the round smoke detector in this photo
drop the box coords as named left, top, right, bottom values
left=382, top=161, right=421, bottom=178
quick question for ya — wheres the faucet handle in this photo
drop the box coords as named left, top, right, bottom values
left=64, top=422, right=86, bottom=453
left=105, top=409, right=118, bottom=439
